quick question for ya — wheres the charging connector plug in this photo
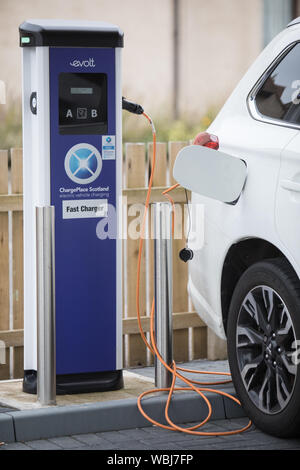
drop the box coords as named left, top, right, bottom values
left=122, top=97, right=144, bottom=115
left=179, top=247, right=194, bottom=262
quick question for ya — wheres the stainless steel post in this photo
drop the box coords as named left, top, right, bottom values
left=153, top=202, right=173, bottom=388
left=36, top=206, right=56, bottom=405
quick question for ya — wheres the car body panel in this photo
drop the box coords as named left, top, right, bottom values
left=188, top=24, right=300, bottom=339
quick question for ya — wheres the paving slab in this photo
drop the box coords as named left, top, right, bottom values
left=0, top=442, right=33, bottom=450
left=48, top=435, right=84, bottom=449
left=2, top=416, right=299, bottom=450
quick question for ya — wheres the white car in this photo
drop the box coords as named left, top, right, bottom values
left=188, top=17, right=300, bottom=437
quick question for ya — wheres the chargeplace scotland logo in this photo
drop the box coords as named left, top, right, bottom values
left=64, top=143, right=102, bottom=184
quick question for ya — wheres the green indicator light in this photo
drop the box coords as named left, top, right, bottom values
left=21, top=37, right=30, bottom=44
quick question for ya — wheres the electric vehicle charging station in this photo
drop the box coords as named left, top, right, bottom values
left=15, top=14, right=300, bottom=440
left=14, top=18, right=253, bottom=437
left=20, top=20, right=124, bottom=394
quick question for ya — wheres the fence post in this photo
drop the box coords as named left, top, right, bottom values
left=153, top=202, right=173, bottom=388
left=125, top=143, right=147, bottom=367
left=36, top=206, right=56, bottom=405
left=168, top=142, right=190, bottom=362
left=0, top=150, right=10, bottom=380
left=11, top=148, right=24, bottom=378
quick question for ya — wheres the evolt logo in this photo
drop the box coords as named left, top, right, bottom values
left=69, top=58, right=96, bottom=68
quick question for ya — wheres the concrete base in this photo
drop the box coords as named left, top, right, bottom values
left=0, top=371, right=153, bottom=411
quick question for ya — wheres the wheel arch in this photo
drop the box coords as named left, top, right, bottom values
left=221, top=237, right=298, bottom=334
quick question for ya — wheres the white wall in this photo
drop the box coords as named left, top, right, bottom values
left=178, top=0, right=262, bottom=116
left=0, top=0, right=262, bottom=118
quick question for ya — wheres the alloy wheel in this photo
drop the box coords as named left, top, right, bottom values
left=236, top=285, right=297, bottom=414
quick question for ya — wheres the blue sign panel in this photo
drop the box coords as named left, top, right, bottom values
left=49, top=47, right=117, bottom=375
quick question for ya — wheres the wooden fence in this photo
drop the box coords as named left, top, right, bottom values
left=0, top=143, right=226, bottom=380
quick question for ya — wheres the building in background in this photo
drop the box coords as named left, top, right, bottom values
left=0, top=0, right=299, bottom=141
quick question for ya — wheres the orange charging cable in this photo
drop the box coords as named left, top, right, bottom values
left=135, top=111, right=252, bottom=436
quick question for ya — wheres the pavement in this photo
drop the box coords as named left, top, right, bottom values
left=130, top=359, right=232, bottom=385
left=1, top=417, right=300, bottom=450
left=1, top=359, right=300, bottom=450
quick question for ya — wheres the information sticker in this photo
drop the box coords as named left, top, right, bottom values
left=102, top=135, right=116, bottom=160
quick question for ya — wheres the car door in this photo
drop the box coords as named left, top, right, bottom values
left=245, top=40, right=300, bottom=272
left=277, top=129, right=300, bottom=270
left=268, top=43, right=300, bottom=271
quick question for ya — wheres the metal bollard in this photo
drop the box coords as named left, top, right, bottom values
left=153, top=202, right=173, bottom=389
left=36, top=206, right=56, bottom=405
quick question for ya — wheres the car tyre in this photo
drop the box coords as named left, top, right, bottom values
left=227, top=258, right=300, bottom=437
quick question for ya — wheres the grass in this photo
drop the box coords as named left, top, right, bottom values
left=122, top=108, right=218, bottom=143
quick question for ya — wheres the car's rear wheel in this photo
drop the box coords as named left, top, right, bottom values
left=227, top=258, right=300, bottom=437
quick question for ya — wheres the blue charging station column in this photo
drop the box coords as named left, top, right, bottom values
left=20, top=20, right=124, bottom=394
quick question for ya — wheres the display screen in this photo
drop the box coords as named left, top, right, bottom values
left=59, top=73, right=108, bottom=135
left=70, top=87, right=93, bottom=95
